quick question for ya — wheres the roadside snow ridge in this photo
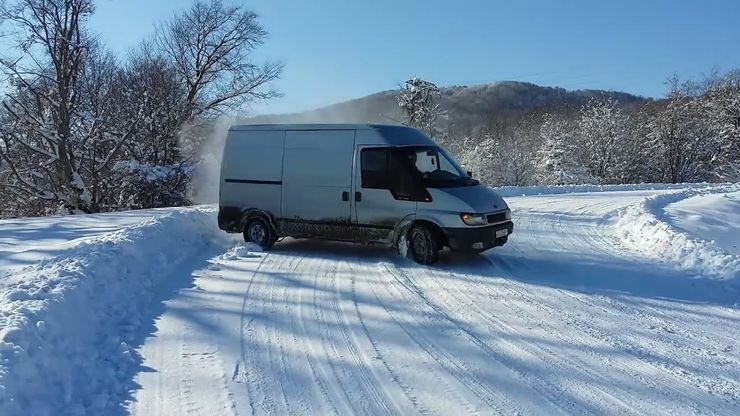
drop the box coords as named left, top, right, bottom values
left=614, top=185, right=740, bottom=282
left=0, top=207, right=219, bottom=416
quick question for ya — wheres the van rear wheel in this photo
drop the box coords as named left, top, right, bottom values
left=244, top=217, right=276, bottom=250
left=408, top=223, right=440, bottom=265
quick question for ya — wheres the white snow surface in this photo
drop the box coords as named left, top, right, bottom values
left=615, top=184, right=740, bottom=281
left=664, top=191, right=740, bottom=256
left=0, top=207, right=229, bottom=415
left=0, top=208, right=192, bottom=280
left=1, top=185, right=739, bottom=415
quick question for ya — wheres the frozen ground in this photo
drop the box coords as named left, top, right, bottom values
left=1, top=185, right=739, bottom=415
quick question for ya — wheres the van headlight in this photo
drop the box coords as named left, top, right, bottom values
left=461, top=213, right=487, bottom=226
left=505, top=208, right=511, bottom=220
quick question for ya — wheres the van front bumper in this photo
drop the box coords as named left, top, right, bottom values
left=443, top=221, right=513, bottom=252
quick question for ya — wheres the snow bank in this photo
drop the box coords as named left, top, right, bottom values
left=0, top=207, right=222, bottom=415
left=664, top=191, right=740, bottom=256
left=493, top=182, right=723, bottom=197
left=614, top=185, right=740, bottom=282
left=0, top=208, right=186, bottom=281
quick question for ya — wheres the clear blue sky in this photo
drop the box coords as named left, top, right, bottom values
left=88, top=0, right=740, bottom=115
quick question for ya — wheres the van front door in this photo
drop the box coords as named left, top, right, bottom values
left=353, top=146, right=420, bottom=243
left=281, top=129, right=355, bottom=240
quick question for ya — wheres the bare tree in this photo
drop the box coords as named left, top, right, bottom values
left=535, top=112, right=594, bottom=184
left=0, top=0, right=283, bottom=217
left=575, top=97, right=634, bottom=183
left=155, top=0, right=282, bottom=123
left=144, top=0, right=283, bottom=207
left=700, top=71, right=740, bottom=181
left=646, top=77, right=716, bottom=183
left=494, top=117, right=540, bottom=186
left=0, top=0, right=141, bottom=212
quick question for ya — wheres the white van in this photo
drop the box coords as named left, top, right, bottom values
left=218, top=124, right=513, bottom=264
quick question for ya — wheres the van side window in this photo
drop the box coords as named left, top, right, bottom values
left=360, top=148, right=389, bottom=188
left=361, top=147, right=431, bottom=202
left=388, top=148, right=431, bottom=201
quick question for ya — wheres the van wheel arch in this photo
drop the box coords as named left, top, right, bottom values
left=240, top=209, right=278, bottom=236
left=242, top=210, right=278, bottom=249
left=240, top=209, right=275, bottom=228
left=395, top=219, right=447, bottom=248
left=397, top=219, right=447, bottom=265
left=406, top=221, right=444, bottom=264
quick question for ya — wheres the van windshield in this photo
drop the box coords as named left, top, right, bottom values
left=401, top=146, right=479, bottom=188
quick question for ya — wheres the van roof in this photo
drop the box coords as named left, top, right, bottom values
left=229, top=124, right=437, bottom=146
left=229, top=123, right=401, bottom=131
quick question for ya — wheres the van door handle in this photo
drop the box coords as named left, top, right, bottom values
left=355, top=192, right=362, bottom=202
left=341, top=191, right=349, bottom=201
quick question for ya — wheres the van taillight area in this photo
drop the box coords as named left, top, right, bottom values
left=443, top=221, right=514, bottom=252
left=217, top=206, right=242, bottom=233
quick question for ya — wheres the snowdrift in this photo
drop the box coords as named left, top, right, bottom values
left=0, top=207, right=222, bottom=415
left=614, top=186, right=740, bottom=282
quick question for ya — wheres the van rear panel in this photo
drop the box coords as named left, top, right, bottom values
left=219, top=129, right=285, bottom=230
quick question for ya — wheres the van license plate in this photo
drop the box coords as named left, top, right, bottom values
left=495, top=229, right=508, bottom=238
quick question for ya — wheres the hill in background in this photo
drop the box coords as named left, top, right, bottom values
left=247, top=81, right=650, bottom=134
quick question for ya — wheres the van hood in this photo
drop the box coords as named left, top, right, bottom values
left=429, top=186, right=508, bottom=213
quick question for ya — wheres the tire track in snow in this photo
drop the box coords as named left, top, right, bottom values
left=345, top=257, right=429, bottom=415
left=328, top=259, right=398, bottom=415
left=294, top=254, right=344, bottom=416
left=498, top=239, right=725, bottom=413
left=503, top=212, right=740, bottom=409
left=382, top=261, right=589, bottom=415
left=236, top=249, right=417, bottom=415
left=270, top=255, right=315, bottom=415
left=239, top=254, right=279, bottom=415
left=455, top=259, right=701, bottom=415
left=417, top=263, right=647, bottom=415
left=376, top=260, right=578, bottom=414
left=309, top=256, right=395, bottom=415
left=312, top=256, right=366, bottom=412
left=367, top=266, right=488, bottom=415
left=242, top=253, right=350, bottom=415
left=262, top=263, right=295, bottom=415
left=491, top=196, right=739, bottom=414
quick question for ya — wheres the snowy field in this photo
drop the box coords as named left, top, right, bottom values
left=1, top=184, right=739, bottom=415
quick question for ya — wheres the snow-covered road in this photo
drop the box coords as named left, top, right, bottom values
left=128, top=189, right=740, bottom=416
left=1, top=186, right=739, bottom=415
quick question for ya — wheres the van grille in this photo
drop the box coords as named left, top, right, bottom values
left=486, top=212, right=506, bottom=224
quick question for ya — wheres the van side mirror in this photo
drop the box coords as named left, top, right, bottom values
left=467, top=170, right=473, bottom=178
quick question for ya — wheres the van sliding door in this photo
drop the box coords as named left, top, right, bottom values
left=280, top=129, right=356, bottom=240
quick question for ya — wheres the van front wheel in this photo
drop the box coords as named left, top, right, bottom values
left=408, top=224, right=440, bottom=265
left=244, top=217, right=277, bottom=250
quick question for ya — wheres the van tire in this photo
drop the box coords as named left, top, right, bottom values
left=408, top=223, right=440, bottom=265
left=243, top=217, right=277, bottom=250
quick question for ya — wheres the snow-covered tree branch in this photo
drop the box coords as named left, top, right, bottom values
left=0, top=0, right=282, bottom=217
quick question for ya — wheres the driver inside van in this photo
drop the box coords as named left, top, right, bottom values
left=406, top=149, right=421, bottom=176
